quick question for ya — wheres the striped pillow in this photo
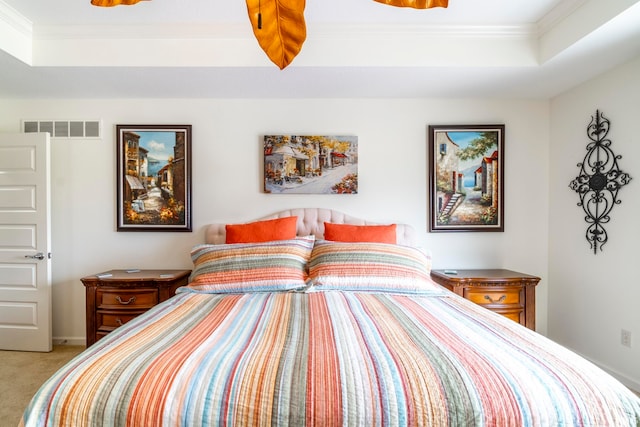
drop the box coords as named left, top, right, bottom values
left=183, top=237, right=314, bottom=293
left=307, top=240, right=439, bottom=293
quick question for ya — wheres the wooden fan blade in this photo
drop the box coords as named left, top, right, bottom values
left=373, top=0, right=448, bottom=8
left=246, top=0, right=307, bottom=70
left=91, top=0, right=148, bottom=7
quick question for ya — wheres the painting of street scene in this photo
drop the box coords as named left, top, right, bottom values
left=264, top=135, right=358, bottom=194
left=117, top=125, right=191, bottom=231
left=429, top=125, right=504, bottom=232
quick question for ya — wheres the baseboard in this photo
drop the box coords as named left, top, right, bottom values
left=568, top=347, right=640, bottom=392
left=599, top=364, right=640, bottom=393
left=53, top=337, right=86, bottom=347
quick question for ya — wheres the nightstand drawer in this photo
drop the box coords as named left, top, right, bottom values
left=466, top=288, right=521, bottom=306
left=498, top=311, right=523, bottom=324
left=97, top=310, right=146, bottom=329
left=97, top=288, right=158, bottom=309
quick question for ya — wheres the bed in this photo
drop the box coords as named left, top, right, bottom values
left=22, top=208, right=640, bottom=426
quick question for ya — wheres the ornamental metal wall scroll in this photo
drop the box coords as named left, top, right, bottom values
left=569, top=110, right=631, bottom=254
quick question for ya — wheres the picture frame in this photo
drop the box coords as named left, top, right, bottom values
left=116, top=124, right=192, bottom=232
left=428, top=124, right=504, bottom=232
left=263, top=135, right=358, bottom=194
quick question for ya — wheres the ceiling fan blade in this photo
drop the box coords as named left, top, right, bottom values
left=91, top=0, right=149, bottom=6
left=246, top=0, right=307, bottom=70
left=373, top=0, right=448, bottom=8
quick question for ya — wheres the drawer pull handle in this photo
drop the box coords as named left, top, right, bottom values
left=484, top=295, right=506, bottom=303
left=116, top=318, right=124, bottom=326
left=116, top=296, right=136, bottom=305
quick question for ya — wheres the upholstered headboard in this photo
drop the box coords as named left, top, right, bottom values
left=205, top=208, right=417, bottom=246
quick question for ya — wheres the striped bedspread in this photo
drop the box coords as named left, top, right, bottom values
left=22, top=290, right=640, bottom=426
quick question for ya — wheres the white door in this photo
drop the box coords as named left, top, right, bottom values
left=0, top=132, right=52, bottom=352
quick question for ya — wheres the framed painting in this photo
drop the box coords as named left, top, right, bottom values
left=263, top=135, right=358, bottom=194
left=428, top=124, right=504, bottom=232
left=116, top=124, right=192, bottom=232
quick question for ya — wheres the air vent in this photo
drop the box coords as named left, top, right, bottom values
left=21, top=120, right=102, bottom=139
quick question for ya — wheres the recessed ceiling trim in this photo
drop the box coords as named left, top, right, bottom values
left=34, top=23, right=250, bottom=40
left=0, top=0, right=32, bottom=64
left=537, top=0, right=588, bottom=35
left=312, top=24, right=536, bottom=38
left=30, top=22, right=539, bottom=68
left=33, top=22, right=538, bottom=41
left=539, top=0, right=640, bottom=63
left=0, top=0, right=32, bottom=36
left=32, top=32, right=538, bottom=68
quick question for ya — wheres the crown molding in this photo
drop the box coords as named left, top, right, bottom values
left=34, top=23, right=249, bottom=40
left=33, top=22, right=538, bottom=41
left=0, top=0, right=32, bottom=37
left=537, top=0, right=591, bottom=35
left=311, top=24, right=536, bottom=38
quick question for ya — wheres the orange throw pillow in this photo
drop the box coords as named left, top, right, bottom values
left=323, top=222, right=397, bottom=244
left=226, top=216, right=298, bottom=243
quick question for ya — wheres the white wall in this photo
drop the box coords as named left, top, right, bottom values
left=0, top=97, right=549, bottom=342
left=550, top=56, right=640, bottom=391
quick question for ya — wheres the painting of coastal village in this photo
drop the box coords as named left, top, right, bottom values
left=117, top=125, right=191, bottom=231
left=429, top=125, right=504, bottom=232
left=264, top=135, right=358, bottom=194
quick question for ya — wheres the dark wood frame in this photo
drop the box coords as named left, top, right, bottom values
left=428, top=124, right=505, bottom=232
left=116, top=125, right=192, bottom=232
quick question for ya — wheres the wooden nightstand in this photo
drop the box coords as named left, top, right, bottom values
left=430, top=269, right=540, bottom=330
left=81, top=269, right=191, bottom=347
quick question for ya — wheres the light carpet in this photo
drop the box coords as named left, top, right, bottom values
left=0, top=345, right=84, bottom=427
